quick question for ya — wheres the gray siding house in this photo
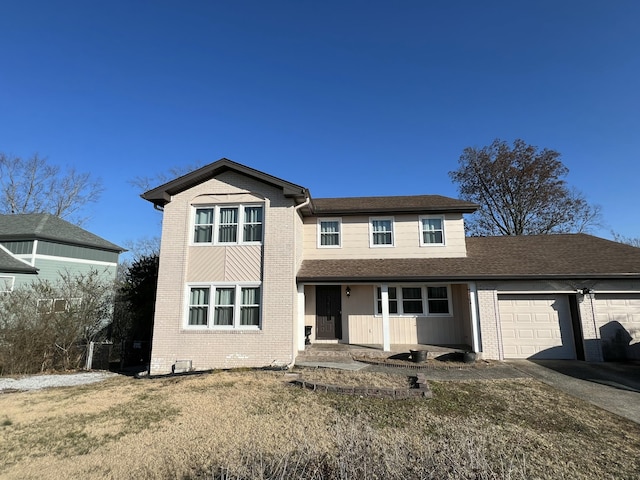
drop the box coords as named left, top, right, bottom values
left=0, top=214, right=124, bottom=291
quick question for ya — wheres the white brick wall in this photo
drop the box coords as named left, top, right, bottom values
left=149, top=171, right=299, bottom=374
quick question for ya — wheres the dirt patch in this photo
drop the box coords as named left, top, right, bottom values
left=294, top=367, right=411, bottom=388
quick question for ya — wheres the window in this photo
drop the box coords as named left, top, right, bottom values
left=218, top=208, right=238, bottom=243
left=318, top=218, right=341, bottom=247
left=192, top=204, right=263, bottom=245
left=375, top=285, right=451, bottom=316
left=420, top=216, right=445, bottom=245
left=187, top=284, right=261, bottom=328
left=194, top=208, right=214, bottom=243
left=370, top=217, right=394, bottom=246
left=243, top=207, right=263, bottom=242
left=427, top=286, right=449, bottom=314
left=376, top=287, right=398, bottom=314
left=0, top=276, right=14, bottom=293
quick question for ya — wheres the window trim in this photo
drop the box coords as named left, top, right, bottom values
left=191, top=204, right=264, bottom=246
left=185, top=282, right=262, bottom=330
left=369, top=216, right=395, bottom=248
left=374, top=284, right=453, bottom=317
left=317, top=218, right=342, bottom=248
left=419, top=215, right=446, bottom=247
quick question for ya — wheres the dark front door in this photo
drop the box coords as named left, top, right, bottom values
left=316, top=285, right=342, bottom=340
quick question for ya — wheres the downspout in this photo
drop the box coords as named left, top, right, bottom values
left=290, top=191, right=312, bottom=368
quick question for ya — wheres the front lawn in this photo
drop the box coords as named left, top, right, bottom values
left=1, top=369, right=639, bottom=479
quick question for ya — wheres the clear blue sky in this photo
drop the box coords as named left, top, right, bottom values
left=1, top=1, right=639, bottom=257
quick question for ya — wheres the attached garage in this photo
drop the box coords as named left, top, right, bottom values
left=498, top=294, right=577, bottom=360
left=594, top=294, right=640, bottom=360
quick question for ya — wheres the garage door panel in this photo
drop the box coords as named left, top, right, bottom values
left=499, top=294, right=576, bottom=360
left=594, top=294, right=640, bottom=360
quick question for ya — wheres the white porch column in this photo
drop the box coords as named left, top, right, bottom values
left=380, top=284, right=391, bottom=351
left=297, top=284, right=306, bottom=352
left=468, top=282, right=480, bottom=353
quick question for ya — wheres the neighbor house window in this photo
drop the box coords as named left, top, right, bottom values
left=0, top=276, right=14, bottom=293
left=420, top=216, right=445, bottom=246
left=187, top=284, right=261, bottom=329
left=370, top=217, right=394, bottom=247
left=375, top=285, right=451, bottom=316
left=318, top=218, right=341, bottom=247
left=192, top=205, right=263, bottom=245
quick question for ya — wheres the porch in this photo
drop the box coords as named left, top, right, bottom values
left=297, top=282, right=481, bottom=354
left=296, top=342, right=472, bottom=363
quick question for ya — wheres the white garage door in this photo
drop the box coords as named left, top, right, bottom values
left=594, top=294, right=640, bottom=360
left=498, top=294, right=576, bottom=359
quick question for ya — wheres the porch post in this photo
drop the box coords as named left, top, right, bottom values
left=468, top=282, right=480, bottom=353
left=297, top=284, right=306, bottom=352
left=380, top=284, right=391, bottom=351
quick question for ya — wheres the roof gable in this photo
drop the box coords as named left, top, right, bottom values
left=0, top=214, right=124, bottom=252
left=141, top=158, right=309, bottom=208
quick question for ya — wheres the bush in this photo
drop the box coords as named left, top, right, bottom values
left=0, top=270, right=115, bottom=374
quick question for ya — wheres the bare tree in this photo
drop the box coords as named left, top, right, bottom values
left=0, top=153, right=103, bottom=225
left=130, top=162, right=204, bottom=193
left=449, top=139, right=602, bottom=236
left=612, top=232, right=640, bottom=248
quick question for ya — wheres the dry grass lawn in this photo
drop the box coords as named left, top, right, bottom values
left=0, top=369, right=639, bottom=479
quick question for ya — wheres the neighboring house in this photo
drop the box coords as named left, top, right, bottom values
left=142, top=159, right=640, bottom=374
left=0, top=213, right=124, bottom=291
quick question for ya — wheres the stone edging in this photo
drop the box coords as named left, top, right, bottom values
left=291, top=373, right=433, bottom=399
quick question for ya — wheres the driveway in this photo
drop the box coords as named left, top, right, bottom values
left=509, top=360, right=640, bottom=424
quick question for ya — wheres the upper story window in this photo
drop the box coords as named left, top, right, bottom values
left=375, top=285, right=452, bottom=316
left=187, top=284, right=261, bottom=329
left=193, top=204, right=263, bottom=245
left=318, top=218, right=341, bottom=248
left=420, top=216, right=445, bottom=246
left=370, top=217, right=394, bottom=247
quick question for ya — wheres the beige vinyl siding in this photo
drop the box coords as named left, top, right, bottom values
left=303, top=213, right=467, bottom=259
left=338, top=283, right=470, bottom=346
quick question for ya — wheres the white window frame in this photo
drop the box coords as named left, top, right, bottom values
left=374, top=284, right=453, bottom=317
left=317, top=218, right=342, bottom=248
left=0, top=276, right=15, bottom=293
left=369, top=217, right=395, bottom=248
left=191, top=204, right=264, bottom=246
left=419, top=215, right=446, bottom=246
left=184, top=283, right=262, bottom=330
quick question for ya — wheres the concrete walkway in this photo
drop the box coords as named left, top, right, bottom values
left=508, top=360, right=640, bottom=424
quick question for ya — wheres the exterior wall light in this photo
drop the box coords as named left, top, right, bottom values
left=345, top=286, right=351, bottom=297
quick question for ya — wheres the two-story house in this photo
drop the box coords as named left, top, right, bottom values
left=0, top=213, right=124, bottom=292
left=142, top=159, right=640, bottom=374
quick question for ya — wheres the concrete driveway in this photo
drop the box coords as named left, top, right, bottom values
left=509, top=360, right=640, bottom=424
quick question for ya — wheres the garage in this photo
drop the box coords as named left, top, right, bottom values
left=498, top=294, right=576, bottom=359
left=594, top=294, right=640, bottom=360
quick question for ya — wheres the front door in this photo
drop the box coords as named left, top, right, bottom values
left=316, top=285, right=342, bottom=340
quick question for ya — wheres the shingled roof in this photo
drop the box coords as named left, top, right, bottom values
left=297, top=234, right=640, bottom=282
left=0, top=245, right=37, bottom=274
left=310, top=195, right=478, bottom=216
left=0, top=214, right=124, bottom=252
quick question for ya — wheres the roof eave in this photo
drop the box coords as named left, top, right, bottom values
left=297, top=273, right=640, bottom=283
